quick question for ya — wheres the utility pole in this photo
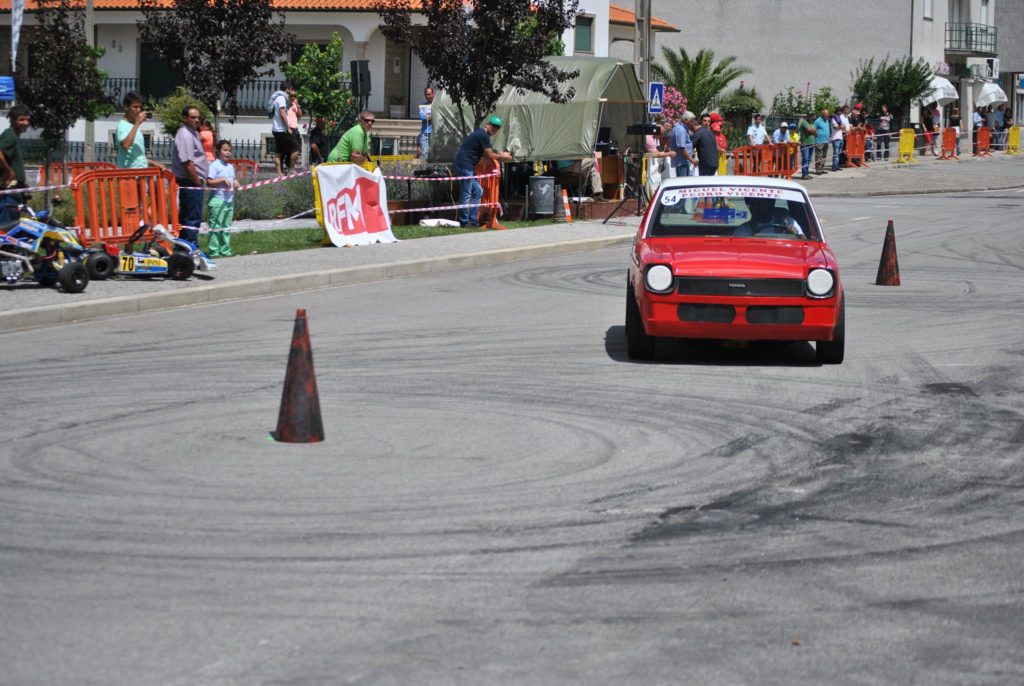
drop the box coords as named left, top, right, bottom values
left=634, top=0, right=652, bottom=100
left=84, top=0, right=95, bottom=162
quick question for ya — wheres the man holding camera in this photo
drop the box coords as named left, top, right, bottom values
left=115, top=91, right=162, bottom=170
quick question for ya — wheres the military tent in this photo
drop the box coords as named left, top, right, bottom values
left=427, top=57, right=647, bottom=163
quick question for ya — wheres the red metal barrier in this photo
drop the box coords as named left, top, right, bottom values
left=974, top=126, right=992, bottom=157
left=71, top=167, right=179, bottom=245
left=40, top=161, right=117, bottom=185
left=475, top=158, right=504, bottom=229
left=233, top=159, right=260, bottom=183
left=938, top=128, right=959, bottom=160
left=732, top=144, right=794, bottom=179
left=844, top=129, right=869, bottom=167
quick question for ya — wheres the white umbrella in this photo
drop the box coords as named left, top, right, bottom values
left=974, top=82, right=1008, bottom=108
left=926, top=76, right=959, bottom=106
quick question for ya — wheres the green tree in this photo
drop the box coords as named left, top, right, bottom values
left=151, top=87, right=215, bottom=138
left=13, top=0, right=113, bottom=160
left=770, top=85, right=840, bottom=119
left=282, top=33, right=358, bottom=130
left=851, top=55, right=933, bottom=126
left=651, top=47, right=751, bottom=116
left=137, top=0, right=292, bottom=124
left=378, top=0, right=580, bottom=133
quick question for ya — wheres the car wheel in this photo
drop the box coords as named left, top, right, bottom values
left=85, top=252, right=116, bottom=280
left=165, top=253, right=194, bottom=280
left=57, top=261, right=89, bottom=293
left=625, top=281, right=656, bottom=360
left=815, top=297, right=845, bottom=365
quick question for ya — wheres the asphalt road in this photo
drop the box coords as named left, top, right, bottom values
left=2, top=193, right=1023, bottom=684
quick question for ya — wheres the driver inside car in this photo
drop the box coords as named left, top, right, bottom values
left=734, top=196, right=804, bottom=237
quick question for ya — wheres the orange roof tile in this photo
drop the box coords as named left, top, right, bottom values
left=0, top=0, right=417, bottom=10
left=609, top=3, right=679, bottom=32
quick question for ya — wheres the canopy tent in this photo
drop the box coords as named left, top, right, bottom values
left=427, top=57, right=646, bottom=163
left=926, top=76, right=959, bottom=106
left=974, top=81, right=1008, bottom=108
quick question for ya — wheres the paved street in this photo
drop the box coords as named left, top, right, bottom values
left=2, top=190, right=1023, bottom=684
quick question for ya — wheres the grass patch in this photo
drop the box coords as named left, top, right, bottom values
left=199, top=219, right=559, bottom=257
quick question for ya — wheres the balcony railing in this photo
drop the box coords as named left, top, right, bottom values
left=945, top=22, right=997, bottom=56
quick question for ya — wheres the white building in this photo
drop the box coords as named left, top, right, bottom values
left=0, top=0, right=678, bottom=155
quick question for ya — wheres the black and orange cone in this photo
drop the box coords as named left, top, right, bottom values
left=272, top=308, right=325, bottom=443
left=874, top=219, right=901, bottom=286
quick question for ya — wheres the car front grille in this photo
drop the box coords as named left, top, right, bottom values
left=677, top=277, right=804, bottom=297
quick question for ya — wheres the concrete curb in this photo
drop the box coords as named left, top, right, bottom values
left=1, top=234, right=633, bottom=331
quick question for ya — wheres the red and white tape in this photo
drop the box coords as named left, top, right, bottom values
left=381, top=169, right=501, bottom=182
left=387, top=201, right=499, bottom=214
left=0, top=183, right=70, bottom=196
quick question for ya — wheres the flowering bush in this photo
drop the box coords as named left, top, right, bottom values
left=661, top=86, right=688, bottom=125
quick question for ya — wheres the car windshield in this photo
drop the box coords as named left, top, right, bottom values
left=648, top=185, right=821, bottom=241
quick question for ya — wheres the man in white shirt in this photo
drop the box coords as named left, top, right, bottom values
left=746, top=113, right=768, bottom=145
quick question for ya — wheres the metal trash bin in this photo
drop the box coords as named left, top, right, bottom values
left=527, top=176, right=555, bottom=217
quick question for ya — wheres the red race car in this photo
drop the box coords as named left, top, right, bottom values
left=626, top=176, right=844, bottom=364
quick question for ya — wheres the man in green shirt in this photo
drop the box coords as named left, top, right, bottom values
left=327, top=111, right=374, bottom=163
left=115, top=91, right=156, bottom=169
left=0, top=103, right=31, bottom=223
left=797, top=111, right=816, bottom=180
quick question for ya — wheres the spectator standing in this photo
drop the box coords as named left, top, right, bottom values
left=920, top=105, right=935, bottom=155
left=287, top=91, right=302, bottom=164
left=689, top=115, right=719, bottom=176
left=746, top=113, right=768, bottom=145
left=0, top=104, right=31, bottom=224
left=876, top=104, right=892, bottom=161
left=645, top=122, right=675, bottom=197
left=452, top=115, right=512, bottom=228
left=830, top=107, right=846, bottom=170
left=949, top=107, right=962, bottom=156
left=669, top=113, right=697, bottom=177
left=994, top=104, right=1006, bottom=150
left=932, top=104, right=943, bottom=154
left=206, top=139, right=240, bottom=258
left=270, top=84, right=300, bottom=175
left=814, top=109, right=831, bottom=174
left=171, top=105, right=209, bottom=246
left=417, top=86, right=434, bottom=160
left=973, top=106, right=985, bottom=154
left=308, top=116, right=327, bottom=165
left=771, top=121, right=790, bottom=144
left=199, top=119, right=215, bottom=162
left=115, top=91, right=161, bottom=170
left=327, top=110, right=374, bottom=164
left=797, top=113, right=816, bottom=180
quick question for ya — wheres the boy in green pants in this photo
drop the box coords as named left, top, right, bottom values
left=206, top=140, right=240, bottom=257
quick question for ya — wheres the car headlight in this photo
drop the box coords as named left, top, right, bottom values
left=644, top=264, right=675, bottom=293
left=806, top=268, right=835, bottom=297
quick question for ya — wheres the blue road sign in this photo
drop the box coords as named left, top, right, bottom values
left=648, top=81, right=664, bottom=114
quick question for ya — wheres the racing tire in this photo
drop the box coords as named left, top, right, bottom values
left=625, top=280, right=656, bottom=360
left=57, top=261, right=89, bottom=293
left=815, top=297, right=845, bottom=365
left=86, top=252, right=116, bottom=280
left=165, top=253, right=194, bottom=280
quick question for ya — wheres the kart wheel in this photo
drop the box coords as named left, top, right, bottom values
left=165, top=253, right=194, bottom=280
left=86, top=252, right=116, bottom=280
left=57, top=261, right=89, bottom=293
left=816, top=297, right=845, bottom=365
left=625, top=281, right=656, bottom=360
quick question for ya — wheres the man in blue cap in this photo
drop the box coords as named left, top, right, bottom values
left=453, top=114, right=513, bottom=227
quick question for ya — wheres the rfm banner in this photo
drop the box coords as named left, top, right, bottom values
left=312, top=163, right=397, bottom=247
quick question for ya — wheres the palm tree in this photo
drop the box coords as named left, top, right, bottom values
left=651, top=47, right=752, bottom=116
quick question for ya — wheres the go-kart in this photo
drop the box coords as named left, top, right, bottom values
left=84, top=224, right=217, bottom=281
left=0, top=208, right=89, bottom=292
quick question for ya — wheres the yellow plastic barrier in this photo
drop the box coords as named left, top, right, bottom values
left=1006, top=126, right=1020, bottom=155
left=896, top=128, right=918, bottom=164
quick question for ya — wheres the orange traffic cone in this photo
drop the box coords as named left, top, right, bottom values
left=874, top=219, right=901, bottom=286
left=272, top=308, right=325, bottom=443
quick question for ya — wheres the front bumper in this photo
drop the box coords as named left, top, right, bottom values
left=640, top=294, right=840, bottom=341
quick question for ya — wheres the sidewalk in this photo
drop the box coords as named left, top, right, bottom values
left=4, top=152, right=1023, bottom=331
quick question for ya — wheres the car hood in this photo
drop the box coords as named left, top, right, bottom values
left=642, top=238, right=833, bottom=279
